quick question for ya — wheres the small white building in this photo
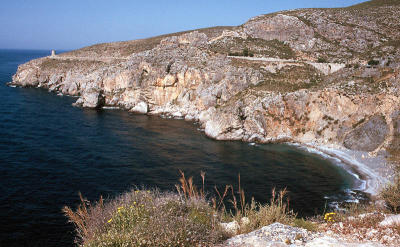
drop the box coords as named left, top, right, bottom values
left=51, top=50, right=56, bottom=57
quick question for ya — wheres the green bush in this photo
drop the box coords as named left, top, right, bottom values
left=243, top=48, right=249, bottom=57
left=368, top=60, right=379, bottom=66
left=293, top=218, right=318, bottom=232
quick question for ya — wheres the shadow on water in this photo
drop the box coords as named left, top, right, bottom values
left=0, top=50, right=361, bottom=246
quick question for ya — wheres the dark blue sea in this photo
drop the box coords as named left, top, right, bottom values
left=0, top=49, right=361, bottom=246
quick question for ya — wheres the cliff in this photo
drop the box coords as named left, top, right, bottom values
left=10, top=0, right=400, bottom=188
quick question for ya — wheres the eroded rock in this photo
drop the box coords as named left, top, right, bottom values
left=343, top=115, right=389, bottom=152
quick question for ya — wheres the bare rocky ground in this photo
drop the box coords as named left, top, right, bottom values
left=223, top=222, right=388, bottom=247
left=8, top=0, right=400, bottom=246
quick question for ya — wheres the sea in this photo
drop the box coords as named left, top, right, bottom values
left=0, top=49, right=364, bottom=246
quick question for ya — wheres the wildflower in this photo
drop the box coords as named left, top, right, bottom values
left=133, top=201, right=137, bottom=205
left=117, top=206, right=124, bottom=213
left=107, top=218, right=112, bottom=223
left=324, top=212, right=336, bottom=222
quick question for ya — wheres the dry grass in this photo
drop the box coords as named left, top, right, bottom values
left=60, top=26, right=235, bottom=58
left=380, top=174, right=400, bottom=213
left=348, top=0, right=400, bottom=9
left=212, top=174, right=297, bottom=235
left=40, top=58, right=106, bottom=71
left=64, top=189, right=226, bottom=247
left=64, top=171, right=301, bottom=246
left=238, top=188, right=297, bottom=234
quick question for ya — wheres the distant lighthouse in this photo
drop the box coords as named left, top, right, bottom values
left=51, top=50, right=56, bottom=57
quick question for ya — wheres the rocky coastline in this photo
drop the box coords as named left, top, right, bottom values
left=8, top=0, right=400, bottom=196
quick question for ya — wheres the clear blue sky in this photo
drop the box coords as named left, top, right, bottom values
left=0, top=0, right=366, bottom=50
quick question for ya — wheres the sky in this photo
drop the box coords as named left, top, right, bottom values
left=0, top=0, right=367, bottom=50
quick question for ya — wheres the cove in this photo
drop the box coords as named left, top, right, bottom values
left=0, top=50, right=361, bottom=246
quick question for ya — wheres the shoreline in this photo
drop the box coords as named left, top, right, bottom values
left=6, top=83, right=393, bottom=198
left=294, top=142, right=391, bottom=197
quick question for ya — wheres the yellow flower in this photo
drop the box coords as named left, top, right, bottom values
left=133, top=201, right=137, bottom=205
left=324, top=212, right=336, bottom=222
left=107, top=218, right=112, bottom=223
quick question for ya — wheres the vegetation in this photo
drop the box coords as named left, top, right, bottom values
left=40, top=58, right=106, bottom=71
left=368, top=59, right=380, bottom=66
left=216, top=38, right=295, bottom=59
left=317, top=57, right=328, bottom=63
left=63, top=190, right=227, bottom=246
left=64, top=172, right=298, bottom=246
left=228, top=47, right=254, bottom=57
left=349, top=0, right=400, bottom=9
left=59, top=26, right=235, bottom=58
left=63, top=166, right=400, bottom=247
left=380, top=173, right=400, bottom=213
left=237, top=188, right=297, bottom=234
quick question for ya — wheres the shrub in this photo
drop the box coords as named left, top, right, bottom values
left=293, top=218, right=318, bottom=232
left=233, top=188, right=297, bottom=234
left=63, top=190, right=227, bottom=246
left=243, top=48, right=249, bottom=57
left=317, top=57, right=328, bottom=63
left=380, top=174, right=400, bottom=213
left=64, top=172, right=300, bottom=246
left=368, top=59, right=379, bottom=66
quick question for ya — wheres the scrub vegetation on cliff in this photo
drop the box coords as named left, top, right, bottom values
left=63, top=172, right=298, bottom=246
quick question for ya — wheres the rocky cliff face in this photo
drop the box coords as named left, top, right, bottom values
left=9, top=0, right=400, bottom=159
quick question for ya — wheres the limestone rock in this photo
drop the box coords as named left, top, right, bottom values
left=343, top=115, right=389, bottom=152
left=221, top=221, right=240, bottom=236
left=76, top=88, right=105, bottom=109
left=130, top=101, right=148, bottom=114
left=305, top=236, right=384, bottom=247
left=225, top=223, right=384, bottom=247
left=225, top=223, right=314, bottom=247
left=379, top=214, right=400, bottom=227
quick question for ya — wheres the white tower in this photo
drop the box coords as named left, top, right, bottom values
left=51, top=50, right=56, bottom=57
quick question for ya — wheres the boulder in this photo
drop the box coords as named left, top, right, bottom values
left=379, top=214, right=400, bottom=227
left=130, top=101, right=148, bottom=114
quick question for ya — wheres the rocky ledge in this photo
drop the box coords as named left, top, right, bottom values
left=224, top=222, right=394, bottom=247
left=8, top=0, right=400, bottom=193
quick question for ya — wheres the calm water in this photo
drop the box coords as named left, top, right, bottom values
left=0, top=49, right=359, bottom=246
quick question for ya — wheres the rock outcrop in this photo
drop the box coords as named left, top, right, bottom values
left=225, top=223, right=385, bottom=247
left=8, top=0, right=400, bottom=176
